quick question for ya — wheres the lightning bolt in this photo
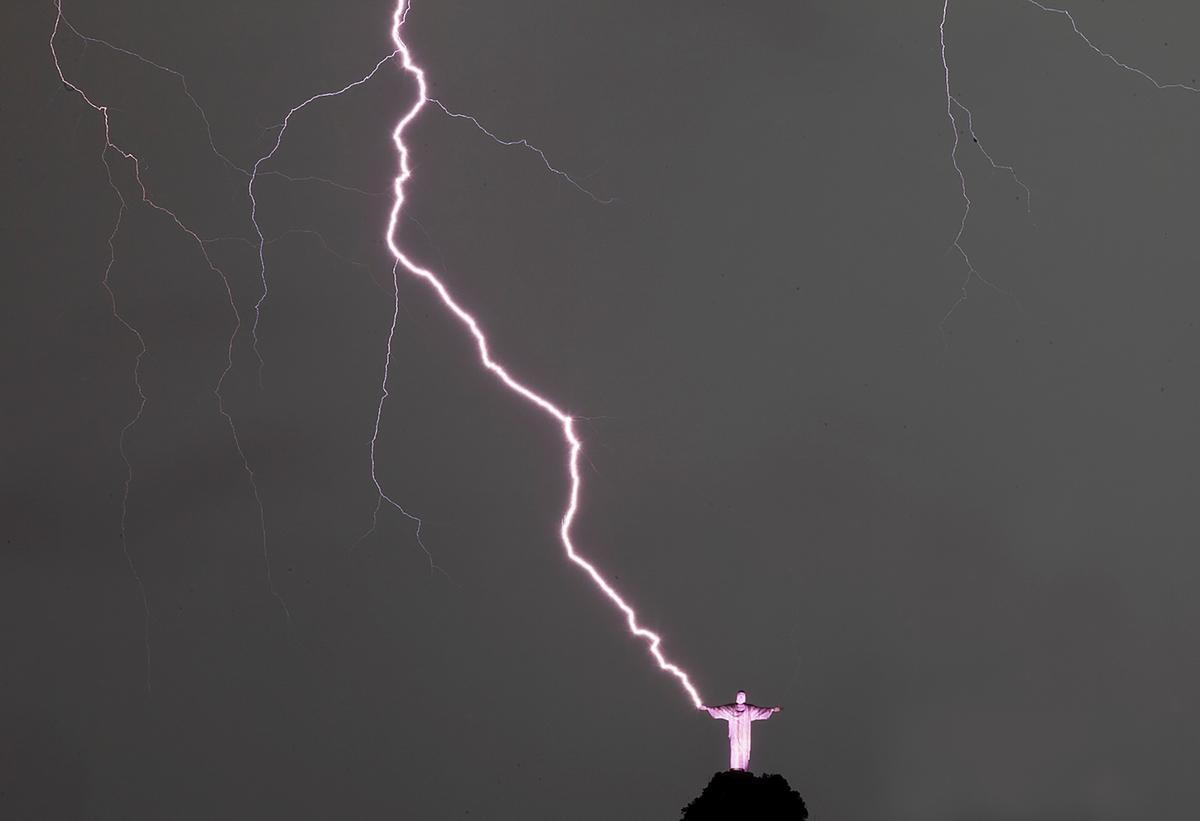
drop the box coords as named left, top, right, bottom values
left=242, top=31, right=613, bottom=578
left=51, top=2, right=447, bottom=642
left=51, top=0, right=702, bottom=706
left=50, top=0, right=298, bottom=680
left=384, top=0, right=703, bottom=707
left=938, top=0, right=1200, bottom=339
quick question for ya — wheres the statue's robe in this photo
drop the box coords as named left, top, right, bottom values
left=705, top=702, right=775, bottom=770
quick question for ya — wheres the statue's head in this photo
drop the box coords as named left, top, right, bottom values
left=736, top=690, right=747, bottom=704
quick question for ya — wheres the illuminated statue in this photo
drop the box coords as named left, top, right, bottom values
left=700, top=690, right=781, bottom=771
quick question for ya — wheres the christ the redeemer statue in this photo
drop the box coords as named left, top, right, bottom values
left=699, top=690, right=782, bottom=771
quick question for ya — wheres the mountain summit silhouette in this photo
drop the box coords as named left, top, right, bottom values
left=680, top=770, right=809, bottom=820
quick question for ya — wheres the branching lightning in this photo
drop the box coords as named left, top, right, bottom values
left=938, top=1, right=1031, bottom=340
left=52, top=0, right=701, bottom=705
left=939, top=0, right=1200, bottom=339
left=246, top=50, right=402, bottom=386
left=359, top=255, right=441, bottom=577
left=54, top=14, right=244, bottom=177
left=52, top=3, right=445, bottom=650
left=50, top=0, right=293, bottom=686
left=61, top=0, right=1195, bottom=712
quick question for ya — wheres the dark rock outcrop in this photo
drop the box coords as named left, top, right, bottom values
left=680, top=770, right=808, bottom=820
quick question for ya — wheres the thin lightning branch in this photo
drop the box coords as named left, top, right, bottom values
left=951, top=97, right=1032, bottom=215
left=939, top=1, right=986, bottom=340
left=50, top=1, right=292, bottom=644
left=58, top=13, right=399, bottom=203
left=357, top=258, right=445, bottom=581
left=387, top=1, right=703, bottom=708
left=938, top=0, right=1200, bottom=342
left=98, top=120, right=153, bottom=694
left=1023, top=0, right=1200, bottom=94
left=259, top=171, right=390, bottom=198
left=938, top=1, right=1029, bottom=344
left=427, top=98, right=616, bottom=204
left=205, top=229, right=375, bottom=280
left=246, top=50, right=402, bottom=386
left=55, top=12, right=244, bottom=177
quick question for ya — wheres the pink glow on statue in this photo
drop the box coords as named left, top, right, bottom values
left=701, top=690, right=782, bottom=771
left=384, top=1, right=703, bottom=708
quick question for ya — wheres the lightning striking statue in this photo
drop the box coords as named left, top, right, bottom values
left=700, top=690, right=782, bottom=771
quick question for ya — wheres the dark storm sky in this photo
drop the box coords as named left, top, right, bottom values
left=5, top=0, right=1200, bottom=818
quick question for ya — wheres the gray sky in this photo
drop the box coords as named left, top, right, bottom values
left=4, top=1, right=1199, bottom=818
